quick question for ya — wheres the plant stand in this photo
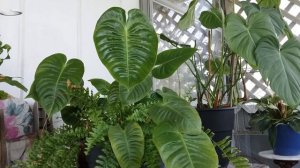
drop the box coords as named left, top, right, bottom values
left=259, top=150, right=300, bottom=168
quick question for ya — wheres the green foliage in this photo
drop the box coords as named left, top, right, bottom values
left=180, top=0, right=300, bottom=109
left=204, top=58, right=230, bottom=75
left=119, top=75, right=153, bottom=105
left=199, top=8, right=223, bottom=29
left=142, top=136, right=162, bottom=168
left=89, top=78, right=111, bottom=95
left=0, top=40, right=11, bottom=65
left=0, top=90, right=8, bottom=100
left=224, top=12, right=275, bottom=66
left=153, top=122, right=218, bottom=168
left=205, top=129, right=250, bottom=168
left=248, top=95, right=300, bottom=147
left=23, top=127, right=87, bottom=168
left=148, top=90, right=202, bottom=134
left=241, top=1, right=290, bottom=39
left=224, top=1, right=300, bottom=107
left=257, top=0, right=281, bottom=8
left=216, top=137, right=250, bottom=168
left=108, top=123, right=144, bottom=168
left=152, top=48, right=197, bottom=79
left=255, top=36, right=300, bottom=107
left=61, top=87, right=101, bottom=127
left=27, top=53, right=84, bottom=115
left=85, top=121, right=109, bottom=154
left=171, top=0, right=245, bottom=108
left=0, top=76, right=27, bottom=92
left=0, top=40, right=27, bottom=92
left=26, top=7, right=217, bottom=168
left=95, top=141, right=119, bottom=168
left=177, top=0, right=198, bottom=30
left=93, top=7, right=158, bottom=88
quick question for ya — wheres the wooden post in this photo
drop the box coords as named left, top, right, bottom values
left=0, top=109, right=7, bottom=167
left=224, top=0, right=235, bottom=14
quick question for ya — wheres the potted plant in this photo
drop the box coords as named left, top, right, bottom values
left=23, top=7, right=221, bottom=168
left=158, top=0, right=243, bottom=166
left=165, top=0, right=300, bottom=165
left=225, top=0, right=300, bottom=157
left=249, top=96, right=300, bottom=156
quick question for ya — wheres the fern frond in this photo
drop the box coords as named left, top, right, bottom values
left=205, top=129, right=250, bottom=168
left=95, top=141, right=120, bottom=168
left=142, top=136, right=161, bottom=168
left=85, top=121, right=109, bottom=154
left=24, top=127, right=86, bottom=168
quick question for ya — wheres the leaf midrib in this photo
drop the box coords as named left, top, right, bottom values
left=122, top=129, right=131, bottom=166
left=178, top=132, right=195, bottom=168
left=49, top=63, right=67, bottom=113
left=124, top=25, right=130, bottom=86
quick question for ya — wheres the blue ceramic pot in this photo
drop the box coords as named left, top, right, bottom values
left=274, top=124, right=300, bottom=156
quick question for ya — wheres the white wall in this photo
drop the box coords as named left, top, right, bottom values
left=0, top=0, right=139, bottom=98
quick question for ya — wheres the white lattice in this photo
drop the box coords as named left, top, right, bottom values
left=153, top=1, right=212, bottom=98
left=153, top=0, right=299, bottom=100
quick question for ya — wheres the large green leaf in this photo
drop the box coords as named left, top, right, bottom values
left=148, top=91, right=202, bottom=134
left=199, top=8, right=223, bottom=29
left=94, top=7, right=158, bottom=88
left=108, top=123, right=144, bottom=168
left=108, top=81, right=121, bottom=107
left=119, top=75, right=152, bottom=105
left=255, top=36, right=300, bottom=107
left=257, top=0, right=281, bottom=8
left=240, top=1, right=287, bottom=36
left=153, top=122, right=218, bottom=168
left=178, top=0, right=198, bottom=30
left=261, top=8, right=287, bottom=37
left=224, top=13, right=275, bottom=66
left=152, top=48, right=196, bottom=79
left=27, top=53, right=84, bottom=115
left=240, top=1, right=260, bottom=17
left=0, top=76, right=27, bottom=91
left=89, top=78, right=111, bottom=95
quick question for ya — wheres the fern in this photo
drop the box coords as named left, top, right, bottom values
left=205, top=129, right=250, bottom=168
left=23, top=127, right=87, bottom=168
left=85, top=121, right=109, bottom=154
left=127, top=102, right=152, bottom=123
left=95, top=141, right=120, bottom=168
left=142, top=136, right=162, bottom=168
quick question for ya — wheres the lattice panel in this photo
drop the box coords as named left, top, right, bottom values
left=234, top=0, right=300, bottom=99
left=153, top=0, right=300, bottom=100
left=152, top=1, right=213, bottom=98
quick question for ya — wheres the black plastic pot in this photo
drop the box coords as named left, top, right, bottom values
left=198, top=107, right=235, bottom=168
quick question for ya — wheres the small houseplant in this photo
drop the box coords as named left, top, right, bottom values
left=24, top=7, right=220, bottom=168
left=249, top=96, right=300, bottom=156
